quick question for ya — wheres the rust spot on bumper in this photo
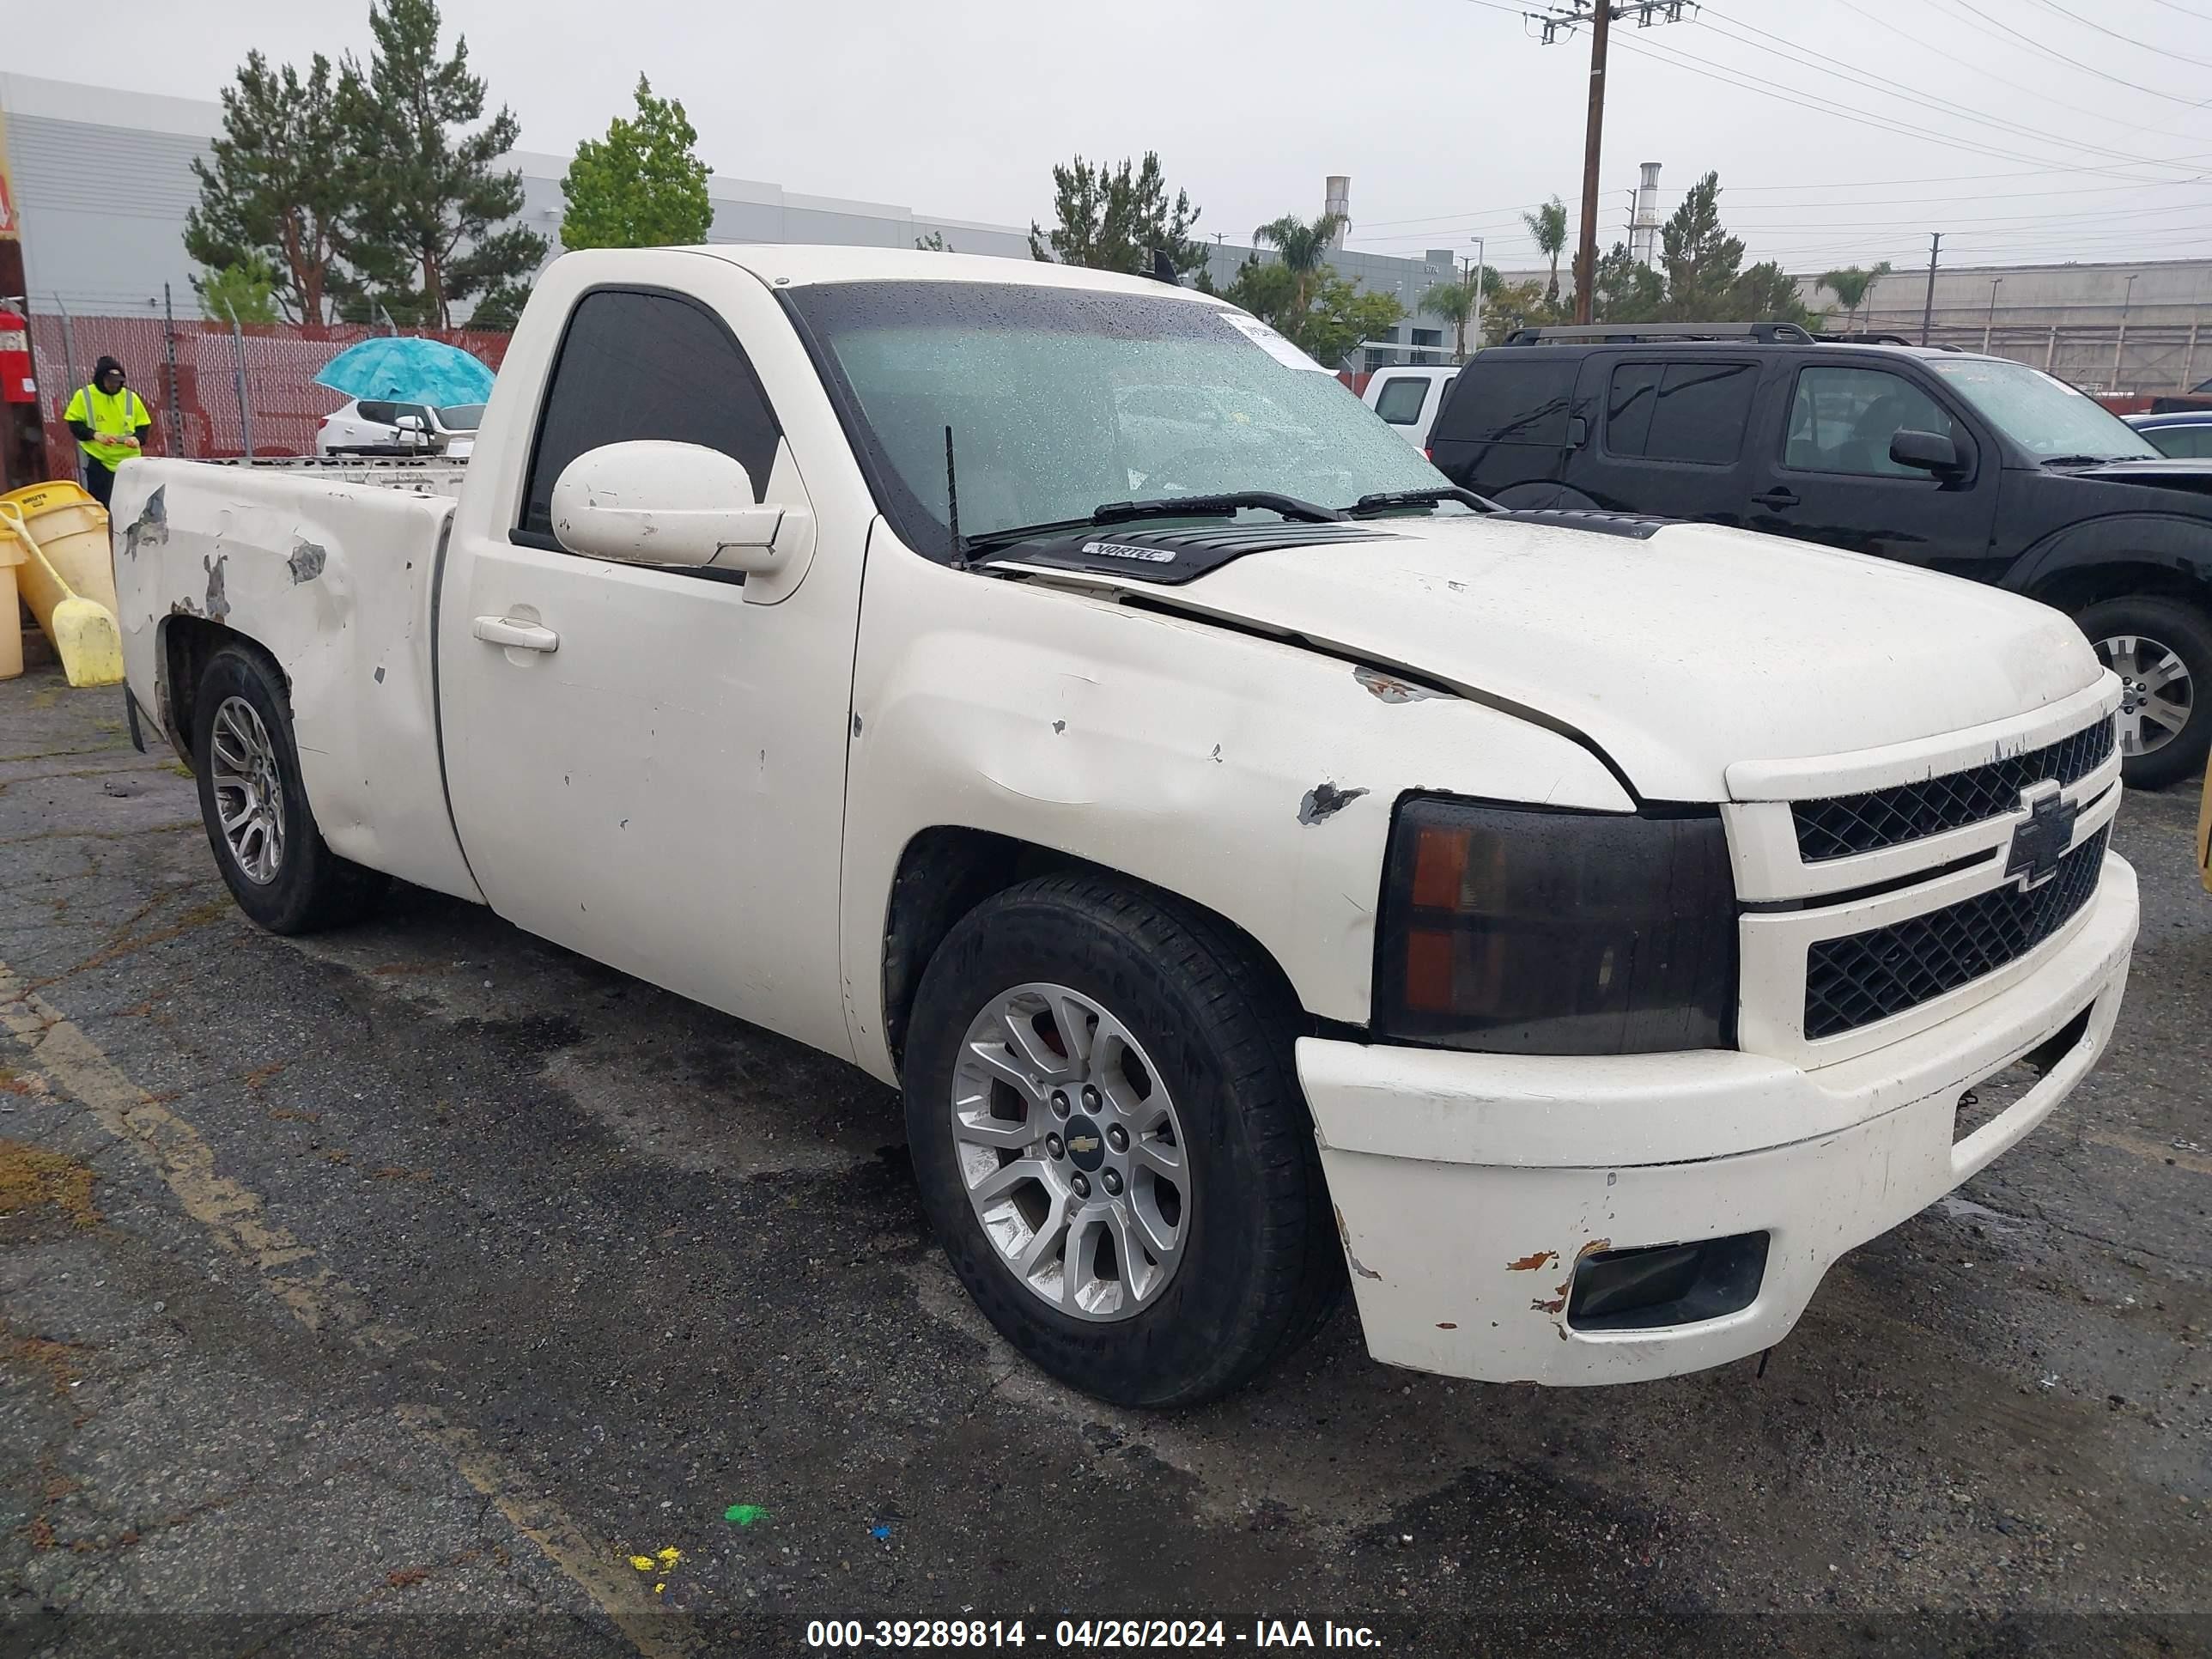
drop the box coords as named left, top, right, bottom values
left=1506, top=1250, right=1557, bottom=1273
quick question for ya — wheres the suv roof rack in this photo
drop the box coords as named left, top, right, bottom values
left=1501, top=321, right=1818, bottom=346
left=1811, top=330, right=1965, bottom=350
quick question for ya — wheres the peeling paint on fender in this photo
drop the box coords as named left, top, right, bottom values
left=202, top=554, right=231, bottom=621
left=1297, top=781, right=1369, bottom=825
left=287, top=537, right=329, bottom=585
left=1504, top=1250, right=1557, bottom=1273
left=1354, top=665, right=1440, bottom=705
left=121, top=485, right=168, bottom=559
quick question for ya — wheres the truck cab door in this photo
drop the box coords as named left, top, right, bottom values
left=437, top=251, right=868, bottom=1062
left=1746, top=362, right=2000, bottom=579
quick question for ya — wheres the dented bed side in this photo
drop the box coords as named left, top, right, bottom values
left=110, top=459, right=483, bottom=903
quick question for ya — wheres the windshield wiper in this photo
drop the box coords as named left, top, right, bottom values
left=1346, top=485, right=1497, bottom=516
left=963, top=491, right=1345, bottom=555
left=2041, top=453, right=2136, bottom=466
left=1092, top=490, right=1346, bottom=525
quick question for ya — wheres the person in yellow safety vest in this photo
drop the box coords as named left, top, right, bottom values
left=63, top=356, right=153, bottom=511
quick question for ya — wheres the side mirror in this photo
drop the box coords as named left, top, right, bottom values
left=1889, top=428, right=1963, bottom=476
left=550, top=441, right=793, bottom=573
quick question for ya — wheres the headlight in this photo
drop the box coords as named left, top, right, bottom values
left=1373, top=796, right=1737, bottom=1055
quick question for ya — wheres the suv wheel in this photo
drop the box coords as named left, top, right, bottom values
left=902, top=874, right=1342, bottom=1407
left=2079, top=596, right=2212, bottom=789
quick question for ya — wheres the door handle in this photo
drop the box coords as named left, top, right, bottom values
left=472, top=616, right=559, bottom=653
left=1751, top=488, right=1801, bottom=511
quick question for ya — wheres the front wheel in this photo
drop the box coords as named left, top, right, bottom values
left=192, top=643, right=387, bottom=933
left=2078, top=596, right=2212, bottom=789
left=902, top=874, right=1342, bottom=1407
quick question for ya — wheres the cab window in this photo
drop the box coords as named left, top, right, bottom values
left=1785, top=366, right=1956, bottom=477
left=519, top=288, right=782, bottom=547
left=1374, top=375, right=1433, bottom=425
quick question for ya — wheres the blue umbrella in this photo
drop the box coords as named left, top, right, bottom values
left=313, top=337, right=495, bottom=407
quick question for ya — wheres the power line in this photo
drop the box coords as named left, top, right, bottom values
left=1925, top=0, right=2210, bottom=106
left=1824, top=0, right=2207, bottom=142
left=2017, top=0, right=2212, bottom=71
left=1610, top=27, right=2209, bottom=179
left=1689, top=4, right=2203, bottom=169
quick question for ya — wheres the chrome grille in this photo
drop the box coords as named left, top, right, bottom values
left=1802, top=827, right=2109, bottom=1041
left=1791, top=718, right=2114, bottom=862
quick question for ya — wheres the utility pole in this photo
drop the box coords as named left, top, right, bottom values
left=1573, top=2, right=1609, bottom=324
left=1919, top=233, right=1942, bottom=347
left=1533, top=3, right=1692, bottom=325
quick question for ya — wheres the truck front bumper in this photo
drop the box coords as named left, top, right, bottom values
left=1300, top=854, right=2138, bottom=1386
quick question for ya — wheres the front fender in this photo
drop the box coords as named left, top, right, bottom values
left=2006, top=510, right=2212, bottom=596
left=836, top=530, right=1633, bottom=1083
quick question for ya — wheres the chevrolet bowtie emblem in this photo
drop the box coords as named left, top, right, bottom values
left=1069, top=1135, right=1100, bottom=1155
left=2002, top=784, right=2077, bottom=891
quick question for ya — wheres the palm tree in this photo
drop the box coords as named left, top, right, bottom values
left=1419, top=271, right=1482, bottom=361
left=1524, top=196, right=1569, bottom=307
left=1252, top=211, right=1346, bottom=320
left=1819, top=261, right=1893, bottom=336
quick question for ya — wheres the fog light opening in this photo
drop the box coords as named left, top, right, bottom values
left=1566, top=1231, right=1771, bottom=1332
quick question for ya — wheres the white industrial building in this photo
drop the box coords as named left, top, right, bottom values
left=0, top=70, right=1461, bottom=368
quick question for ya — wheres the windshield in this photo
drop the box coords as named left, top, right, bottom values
left=785, top=280, right=1453, bottom=554
left=1928, top=358, right=2156, bottom=461
left=438, top=404, right=486, bottom=430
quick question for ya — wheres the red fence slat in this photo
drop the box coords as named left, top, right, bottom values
left=27, top=314, right=511, bottom=477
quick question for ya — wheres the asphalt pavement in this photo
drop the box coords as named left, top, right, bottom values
left=0, top=662, right=2206, bottom=1658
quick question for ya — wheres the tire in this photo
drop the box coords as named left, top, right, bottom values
left=192, top=643, right=388, bottom=933
left=2076, top=595, right=2212, bottom=790
left=903, top=873, right=1343, bottom=1408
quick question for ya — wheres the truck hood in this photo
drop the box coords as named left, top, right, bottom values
left=1006, top=514, right=2101, bottom=801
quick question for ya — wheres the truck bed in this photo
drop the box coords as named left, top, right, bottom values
left=109, top=458, right=483, bottom=903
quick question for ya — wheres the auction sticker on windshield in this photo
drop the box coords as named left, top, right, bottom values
left=1216, top=310, right=1327, bottom=374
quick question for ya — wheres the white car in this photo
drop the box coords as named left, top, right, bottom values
left=113, top=246, right=2136, bottom=1407
left=1362, top=364, right=1461, bottom=450
left=315, top=398, right=484, bottom=459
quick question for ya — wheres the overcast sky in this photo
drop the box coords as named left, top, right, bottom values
left=18, top=0, right=2212, bottom=276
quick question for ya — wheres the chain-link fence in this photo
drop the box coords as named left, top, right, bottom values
left=27, top=313, right=512, bottom=478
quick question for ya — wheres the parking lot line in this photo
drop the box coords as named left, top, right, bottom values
left=0, top=959, right=702, bottom=1659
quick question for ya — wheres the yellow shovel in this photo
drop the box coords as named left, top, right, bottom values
left=0, top=500, right=125, bottom=689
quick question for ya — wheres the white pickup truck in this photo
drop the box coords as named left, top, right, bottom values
left=110, top=246, right=2138, bottom=1407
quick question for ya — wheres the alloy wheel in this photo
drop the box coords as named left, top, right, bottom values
left=208, top=696, right=287, bottom=884
left=2095, top=633, right=2192, bottom=759
left=949, top=981, right=1190, bottom=1322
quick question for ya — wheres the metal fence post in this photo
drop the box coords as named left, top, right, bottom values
left=161, top=283, right=185, bottom=457
left=223, top=301, right=254, bottom=462
left=52, top=293, right=82, bottom=486
left=2045, top=325, right=2059, bottom=372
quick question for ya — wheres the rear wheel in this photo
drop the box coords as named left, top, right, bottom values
left=192, top=644, right=387, bottom=933
left=2078, top=596, right=2212, bottom=789
left=902, top=874, right=1342, bottom=1407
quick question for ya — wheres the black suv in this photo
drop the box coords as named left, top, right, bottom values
left=1424, top=322, right=2212, bottom=787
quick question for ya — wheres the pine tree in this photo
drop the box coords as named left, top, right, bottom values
left=185, top=52, right=356, bottom=327
left=338, top=0, right=546, bottom=327
left=560, top=76, right=714, bottom=252
left=1028, top=154, right=1205, bottom=278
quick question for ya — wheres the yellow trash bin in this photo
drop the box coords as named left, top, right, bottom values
left=0, top=480, right=120, bottom=619
left=0, top=481, right=124, bottom=689
left=0, top=530, right=23, bottom=682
